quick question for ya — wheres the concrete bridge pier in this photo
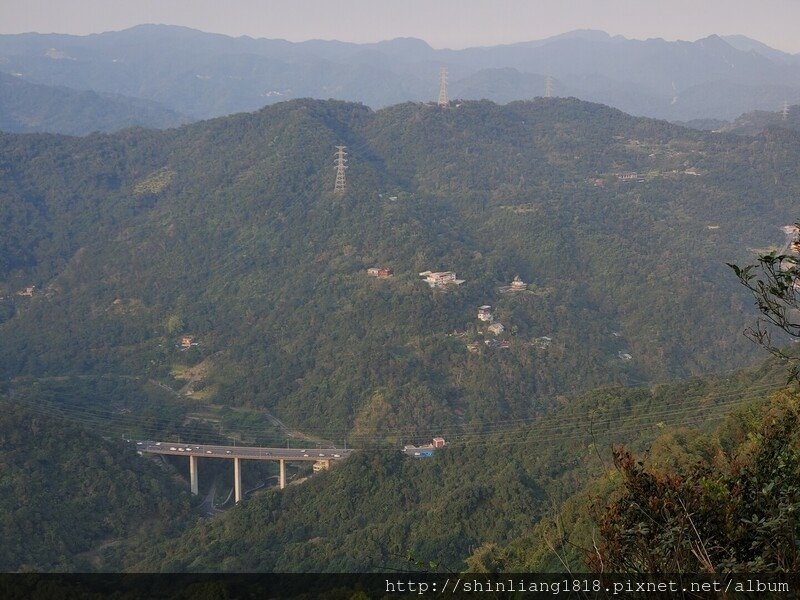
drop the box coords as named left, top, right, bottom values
left=189, top=454, right=198, bottom=495
left=234, top=457, right=242, bottom=504
left=279, top=459, right=286, bottom=490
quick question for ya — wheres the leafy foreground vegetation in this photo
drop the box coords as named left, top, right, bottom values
left=0, top=400, right=193, bottom=571
left=491, top=386, right=800, bottom=573
left=125, top=360, right=789, bottom=573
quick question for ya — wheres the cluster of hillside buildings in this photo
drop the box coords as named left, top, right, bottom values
left=366, top=266, right=467, bottom=289
left=469, top=276, right=531, bottom=352
left=404, top=437, right=446, bottom=458
left=365, top=266, right=546, bottom=354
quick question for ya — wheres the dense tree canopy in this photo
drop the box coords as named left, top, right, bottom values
left=2, top=98, right=799, bottom=440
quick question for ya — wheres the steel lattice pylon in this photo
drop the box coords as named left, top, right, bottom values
left=438, top=67, right=448, bottom=108
left=334, top=145, right=348, bottom=194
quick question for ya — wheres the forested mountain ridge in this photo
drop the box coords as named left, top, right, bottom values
left=2, top=97, right=800, bottom=441
left=0, top=71, right=189, bottom=135
left=720, top=102, right=800, bottom=136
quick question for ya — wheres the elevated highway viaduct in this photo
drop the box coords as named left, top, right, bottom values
left=138, top=441, right=354, bottom=503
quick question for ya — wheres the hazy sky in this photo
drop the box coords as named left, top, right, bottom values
left=2, top=0, right=800, bottom=53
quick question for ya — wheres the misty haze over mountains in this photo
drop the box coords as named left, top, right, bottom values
left=1, top=24, right=800, bottom=134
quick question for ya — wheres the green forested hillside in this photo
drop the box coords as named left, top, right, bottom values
left=488, top=383, right=800, bottom=573
left=126, top=360, right=790, bottom=572
left=0, top=400, right=194, bottom=571
left=0, top=72, right=188, bottom=135
left=1, top=97, right=799, bottom=441
left=721, top=103, right=800, bottom=136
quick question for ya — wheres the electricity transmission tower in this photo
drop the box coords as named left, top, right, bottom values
left=545, top=76, right=554, bottom=98
left=783, top=100, right=791, bottom=121
left=438, top=67, right=449, bottom=107
left=334, top=145, right=348, bottom=194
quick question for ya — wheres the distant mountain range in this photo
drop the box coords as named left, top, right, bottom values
left=0, top=71, right=187, bottom=134
left=1, top=25, right=799, bottom=132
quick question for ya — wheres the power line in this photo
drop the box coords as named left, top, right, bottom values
left=9, top=377, right=785, bottom=439
left=11, top=377, right=782, bottom=437
left=10, top=379, right=786, bottom=448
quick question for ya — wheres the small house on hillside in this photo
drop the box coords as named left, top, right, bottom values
left=313, top=460, right=331, bottom=473
left=180, top=335, right=196, bottom=349
left=367, top=267, right=393, bottom=278
left=487, top=322, right=505, bottom=335
left=419, top=271, right=465, bottom=288
left=510, top=275, right=527, bottom=291
left=477, top=305, right=494, bottom=322
left=500, top=275, right=528, bottom=293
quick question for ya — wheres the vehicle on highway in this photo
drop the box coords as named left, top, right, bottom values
left=303, top=453, right=309, bottom=457
left=178, top=448, right=185, bottom=452
left=155, top=442, right=161, bottom=446
left=137, top=441, right=143, bottom=445
left=170, top=447, right=176, bottom=451
left=319, top=453, right=325, bottom=457
left=226, top=450, right=231, bottom=454
left=206, top=450, right=213, bottom=454
left=333, top=454, right=340, bottom=457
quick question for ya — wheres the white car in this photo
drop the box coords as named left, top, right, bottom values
left=319, top=453, right=325, bottom=457
left=303, top=453, right=309, bottom=457
left=226, top=450, right=231, bottom=454
left=178, top=448, right=185, bottom=452
left=333, top=454, right=340, bottom=458
left=206, top=450, right=213, bottom=454
left=155, top=442, right=161, bottom=446
left=170, top=447, right=176, bottom=451
left=136, top=441, right=143, bottom=445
